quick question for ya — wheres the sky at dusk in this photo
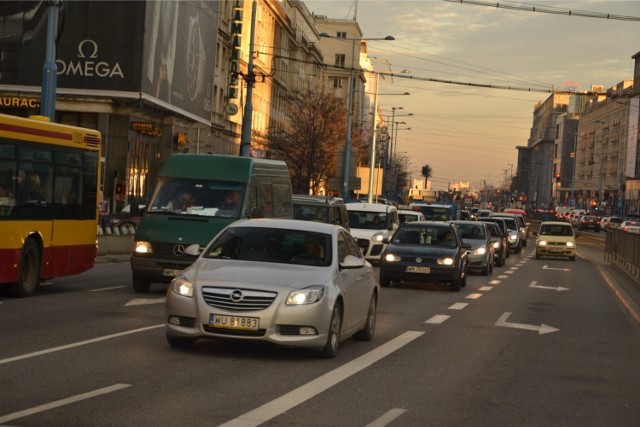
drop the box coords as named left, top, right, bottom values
left=305, top=0, right=640, bottom=190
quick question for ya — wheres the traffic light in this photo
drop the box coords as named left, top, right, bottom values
left=555, top=173, right=560, bottom=183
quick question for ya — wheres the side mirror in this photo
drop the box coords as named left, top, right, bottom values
left=340, top=254, right=365, bottom=269
left=184, top=243, right=202, bottom=256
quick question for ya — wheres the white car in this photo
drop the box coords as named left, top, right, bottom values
left=165, top=219, right=379, bottom=358
left=620, top=220, right=640, bottom=234
left=346, top=202, right=399, bottom=262
left=398, top=209, right=426, bottom=224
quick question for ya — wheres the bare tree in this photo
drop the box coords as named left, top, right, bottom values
left=261, top=87, right=347, bottom=194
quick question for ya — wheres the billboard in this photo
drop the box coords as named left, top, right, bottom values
left=0, top=1, right=217, bottom=123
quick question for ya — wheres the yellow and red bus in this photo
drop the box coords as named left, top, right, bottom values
left=0, top=114, right=101, bottom=297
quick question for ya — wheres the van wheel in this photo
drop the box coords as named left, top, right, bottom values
left=132, top=274, right=151, bottom=293
left=9, top=239, right=41, bottom=297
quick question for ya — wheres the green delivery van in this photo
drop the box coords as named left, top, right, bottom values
left=130, top=154, right=292, bottom=292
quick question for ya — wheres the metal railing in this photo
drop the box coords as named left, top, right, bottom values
left=605, top=229, right=640, bottom=283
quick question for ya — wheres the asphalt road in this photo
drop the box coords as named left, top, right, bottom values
left=1, top=236, right=639, bottom=426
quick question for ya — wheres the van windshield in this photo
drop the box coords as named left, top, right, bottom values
left=148, top=177, right=245, bottom=218
left=348, top=210, right=388, bottom=230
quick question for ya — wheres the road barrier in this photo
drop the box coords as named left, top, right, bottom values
left=605, top=229, right=640, bottom=283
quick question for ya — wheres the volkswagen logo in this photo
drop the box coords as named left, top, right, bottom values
left=230, top=290, right=244, bottom=302
left=173, top=245, right=186, bottom=256
left=416, top=258, right=422, bottom=263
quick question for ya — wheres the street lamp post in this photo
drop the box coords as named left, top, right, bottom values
left=319, top=32, right=394, bottom=198
left=595, top=120, right=605, bottom=213
left=240, top=0, right=257, bottom=157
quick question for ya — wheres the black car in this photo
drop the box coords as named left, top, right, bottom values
left=483, top=220, right=508, bottom=267
left=379, top=222, right=470, bottom=291
left=577, top=215, right=601, bottom=232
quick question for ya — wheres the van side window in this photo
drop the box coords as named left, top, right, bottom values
left=272, top=183, right=292, bottom=217
left=259, top=183, right=274, bottom=217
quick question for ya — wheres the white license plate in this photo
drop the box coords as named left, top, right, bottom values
left=406, top=265, right=431, bottom=273
left=163, top=268, right=183, bottom=277
left=549, top=248, right=564, bottom=253
left=209, top=314, right=260, bottom=331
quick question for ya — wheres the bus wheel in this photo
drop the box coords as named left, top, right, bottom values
left=10, top=239, right=41, bottom=297
left=132, top=274, right=151, bottom=293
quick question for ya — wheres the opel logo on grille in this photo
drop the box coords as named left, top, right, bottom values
left=173, top=245, right=186, bottom=256
left=416, top=258, right=422, bottom=263
left=230, top=290, right=244, bottom=302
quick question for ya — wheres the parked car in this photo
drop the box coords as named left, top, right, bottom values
left=601, top=216, right=623, bottom=231
left=534, top=221, right=577, bottom=261
left=398, top=209, right=426, bottom=224
left=379, top=221, right=470, bottom=291
left=451, top=220, right=494, bottom=275
left=483, top=220, right=507, bottom=267
left=620, top=220, right=640, bottom=234
left=346, top=202, right=399, bottom=263
left=165, top=219, right=378, bottom=358
left=292, top=195, right=350, bottom=230
left=577, top=215, right=601, bottom=232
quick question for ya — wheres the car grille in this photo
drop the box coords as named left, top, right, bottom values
left=401, top=256, right=437, bottom=263
left=202, top=287, right=277, bottom=312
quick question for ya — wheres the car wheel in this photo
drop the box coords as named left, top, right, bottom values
left=461, top=270, right=467, bottom=288
left=379, top=274, right=391, bottom=288
left=570, top=255, right=576, bottom=261
left=515, top=243, right=522, bottom=254
left=354, top=293, right=377, bottom=341
left=9, top=239, right=41, bottom=297
left=166, top=334, right=196, bottom=348
left=522, top=238, right=527, bottom=247
left=132, top=274, right=152, bottom=293
left=320, top=303, right=342, bottom=358
left=451, top=270, right=462, bottom=292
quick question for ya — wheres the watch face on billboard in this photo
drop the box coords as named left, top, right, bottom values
left=142, top=0, right=217, bottom=122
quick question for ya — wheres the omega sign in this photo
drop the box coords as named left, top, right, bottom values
left=56, top=39, right=124, bottom=79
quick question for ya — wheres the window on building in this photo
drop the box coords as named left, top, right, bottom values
left=333, top=78, right=342, bottom=89
left=337, top=31, right=347, bottom=38
left=335, top=54, right=345, bottom=68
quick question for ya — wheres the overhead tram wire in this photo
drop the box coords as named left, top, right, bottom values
left=442, top=0, right=640, bottom=22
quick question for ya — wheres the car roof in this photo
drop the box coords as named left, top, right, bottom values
left=540, top=221, right=572, bottom=226
left=292, top=195, right=345, bottom=206
left=228, top=218, right=344, bottom=234
left=346, top=202, right=396, bottom=213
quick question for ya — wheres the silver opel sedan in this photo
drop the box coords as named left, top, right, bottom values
left=165, top=219, right=379, bottom=358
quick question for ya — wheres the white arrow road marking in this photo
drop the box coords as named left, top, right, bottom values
left=495, top=312, right=559, bottom=335
left=529, top=281, right=569, bottom=292
left=124, top=298, right=166, bottom=307
left=542, top=265, right=571, bottom=271
left=0, top=384, right=131, bottom=425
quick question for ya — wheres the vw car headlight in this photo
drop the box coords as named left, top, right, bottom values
left=473, top=245, right=487, bottom=256
left=508, top=234, right=517, bottom=242
left=384, top=253, right=401, bottom=262
left=287, top=285, right=324, bottom=305
left=437, top=257, right=454, bottom=266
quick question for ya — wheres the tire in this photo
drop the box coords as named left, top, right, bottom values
left=132, top=274, right=152, bottom=293
left=451, top=271, right=462, bottom=292
left=167, top=334, right=196, bottom=348
left=9, top=239, right=41, bottom=297
left=461, top=270, right=467, bottom=288
left=570, top=255, right=576, bottom=261
left=515, top=243, right=522, bottom=254
left=379, top=274, right=391, bottom=288
left=354, top=293, right=377, bottom=341
left=320, top=304, right=342, bottom=358
left=481, top=261, right=489, bottom=276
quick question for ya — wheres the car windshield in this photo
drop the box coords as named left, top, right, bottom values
left=456, top=223, right=486, bottom=239
left=392, top=226, right=457, bottom=247
left=294, top=204, right=328, bottom=222
left=348, top=210, right=388, bottom=230
left=203, top=227, right=332, bottom=266
left=148, top=177, right=244, bottom=218
left=539, top=224, right=574, bottom=236
left=502, top=219, right=517, bottom=231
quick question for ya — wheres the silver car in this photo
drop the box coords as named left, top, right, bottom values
left=165, top=219, right=379, bottom=358
left=451, top=220, right=494, bottom=275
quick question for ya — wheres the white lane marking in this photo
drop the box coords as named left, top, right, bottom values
left=479, top=286, right=493, bottom=291
left=509, top=267, right=519, bottom=270
left=0, top=384, right=131, bottom=425
left=495, top=312, right=559, bottom=335
left=529, top=281, right=569, bottom=292
left=505, top=271, right=515, bottom=275
left=466, top=293, right=482, bottom=300
left=516, top=262, right=526, bottom=266
left=366, top=408, right=408, bottom=427
left=90, top=286, right=127, bottom=292
left=497, top=275, right=509, bottom=279
left=449, top=302, right=469, bottom=310
left=542, top=265, right=571, bottom=271
left=0, top=324, right=164, bottom=366
left=425, top=315, right=450, bottom=324
left=218, top=331, right=424, bottom=427
left=489, top=280, right=501, bottom=285
left=124, top=298, right=166, bottom=306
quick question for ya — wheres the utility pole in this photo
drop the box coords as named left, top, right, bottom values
left=240, top=0, right=257, bottom=157
left=40, top=1, right=62, bottom=122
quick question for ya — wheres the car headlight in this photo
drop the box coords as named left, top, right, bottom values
left=383, top=253, right=401, bottom=262
left=538, top=240, right=548, bottom=246
left=566, top=241, right=574, bottom=247
left=171, top=276, right=194, bottom=298
left=492, top=241, right=501, bottom=249
left=473, top=245, right=487, bottom=256
left=371, top=232, right=385, bottom=242
left=437, top=257, right=454, bottom=266
left=508, top=234, right=517, bottom=242
left=287, top=285, right=324, bottom=305
left=134, top=241, right=152, bottom=254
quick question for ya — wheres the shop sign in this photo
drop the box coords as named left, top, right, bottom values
left=0, top=97, right=40, bottom=109
left=131, top=121, right=161, bottom=136
left=228, top=2, right=242, bottom=101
